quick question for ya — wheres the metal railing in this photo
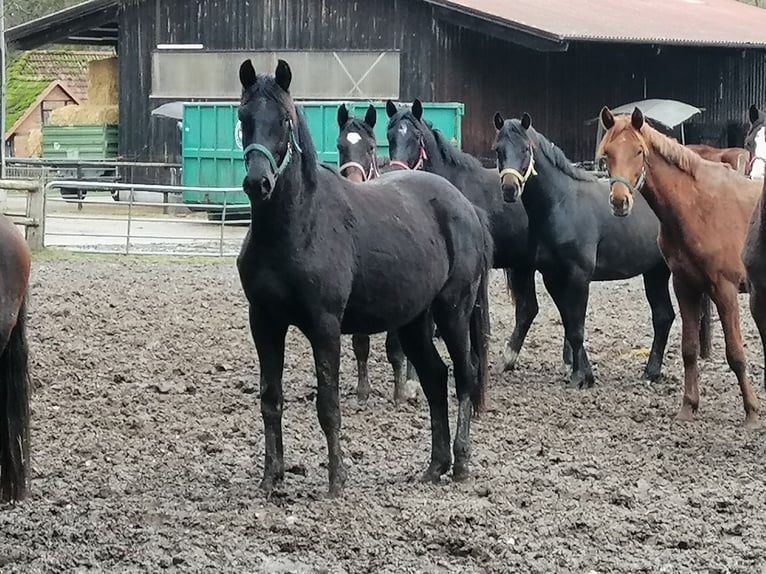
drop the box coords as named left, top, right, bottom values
left=45, top=180, right=249, bottom=257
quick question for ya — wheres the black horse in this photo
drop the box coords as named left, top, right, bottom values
left=335, top=103, right=417, bottom=404
left=385, top=100, right=564, bottom=371
left=492, top=112, right=680, bottom=386
left=236, top=59, right=492, bottom=495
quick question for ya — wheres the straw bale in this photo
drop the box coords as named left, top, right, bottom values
left=49, top=104, right=119, bottom=126
left=87, top=57, right=118, bottom=105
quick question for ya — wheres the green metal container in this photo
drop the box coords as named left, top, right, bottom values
left=41, top=124, right=119, bottom=159
left=181, top=100, right=465, bottom=211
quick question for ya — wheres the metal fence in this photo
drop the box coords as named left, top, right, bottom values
left=44, top=181, right=249, bottom=256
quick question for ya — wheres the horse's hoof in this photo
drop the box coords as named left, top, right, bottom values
left=421, top=463, right=449, bottom=484
left=356, top=388, right=370, bottom=403
left=744, top=411, right=760, bottom=430
left=642, top=368, right=661, bottom=382
left=259, top=473, right=283, bottom=495
left=674, top=406, right=696, bottom=422
left=327, top=466, right=348, bottom=497
left=502, top=348, right=518, bottom=372
left=452, top=463, right=471, bottom=482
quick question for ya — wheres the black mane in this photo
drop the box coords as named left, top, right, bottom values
left=506, top=120, right=596, bottom=183
left=429, top=127, right=485, bottom=171
left=242, top=75, right=319, bottom=188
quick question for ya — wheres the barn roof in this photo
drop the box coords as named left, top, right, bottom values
left=425, top=0, right=766, bottom=51
left=7, top=0, right=766, bottom=52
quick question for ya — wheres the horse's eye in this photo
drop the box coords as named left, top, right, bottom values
left=635, top=149, right=642, bottom=157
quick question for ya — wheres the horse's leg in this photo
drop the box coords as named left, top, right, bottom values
left=432, top=295, right=476, bottom=482
left=699, top=294, right=713, bottom=359
left=503, top=266, right=539, bottom=371
left=542, top=272, right=594, bottom=388
left=352, top=334, right=371, bottom=402
left=672, top=276, right=702, bottom=422
left=385, top=330, right=407, bottom=405
left=398, top=311, right=451, bottom=482
left=641, top=265, right=675, bottom=381
left=307, top=314, right=347, bottom=496
left=713, top=282, right=760, bottom=427
left=749, top=287, right=766, bottom=391
left=250, top=307, right=288, bottom=494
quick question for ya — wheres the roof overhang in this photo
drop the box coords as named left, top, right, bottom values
left=6, top=0, right=119, bottom=50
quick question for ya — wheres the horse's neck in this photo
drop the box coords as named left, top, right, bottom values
left=523, top=151, right=567, bottom=217
left=642, top=155, right=699, bottom=232
left=249, top=169, right=316, bottom=245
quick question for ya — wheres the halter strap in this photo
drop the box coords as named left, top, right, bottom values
left=498, top=147, right=538, bottom=194
left=389, top=138, right=428, bottom=171
left=608, top=160, right=647, bottom=195
left=242, top=119, right=303, bottom=179
left=339, top=157, right=380, bottom=182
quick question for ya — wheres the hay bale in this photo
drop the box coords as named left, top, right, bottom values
left=27, top=128, right=43, bottom=157
left=49, top=104, right=119, bottom=126
left=87, top=57, right=118, bottom=106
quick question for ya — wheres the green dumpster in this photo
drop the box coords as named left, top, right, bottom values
left=180, top=100, right=465, bottom=217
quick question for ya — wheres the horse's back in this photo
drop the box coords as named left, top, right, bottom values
left=0, top=215, right=31, bottom=304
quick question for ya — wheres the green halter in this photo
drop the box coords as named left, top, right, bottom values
left=242, top=119, right=303, bottom=178
left=608, top=161, right=647, bottom=195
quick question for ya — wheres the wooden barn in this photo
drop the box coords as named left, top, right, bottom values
left=8, top=0, right=766, bottom=165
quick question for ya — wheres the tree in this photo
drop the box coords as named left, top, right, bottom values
left=4, top=0, right=83, bottom=28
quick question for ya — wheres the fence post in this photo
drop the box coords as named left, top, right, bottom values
left=25, top=179, right=45, bottom=250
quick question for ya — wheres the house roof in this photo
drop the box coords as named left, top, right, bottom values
left=5, top=81, right=80, bottom=139
left=8, top=0, right=766, bottom=52
left=10, top=50, right=115, bottom=103
left=425, top=0, right=766, bottom=50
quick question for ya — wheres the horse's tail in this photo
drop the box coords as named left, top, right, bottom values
left=0, top=297, right=31, bottom=503
left=470, top=208, right=494, bottom=415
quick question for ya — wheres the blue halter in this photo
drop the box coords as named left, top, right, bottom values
left=242, top=119, right=303, bottom=179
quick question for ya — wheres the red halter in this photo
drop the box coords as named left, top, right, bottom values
left=389, top=137, right=428, bottom=171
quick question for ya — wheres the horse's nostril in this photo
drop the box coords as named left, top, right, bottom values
left=261, top=177, right=272, bottom=194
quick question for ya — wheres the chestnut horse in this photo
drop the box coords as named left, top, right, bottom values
left=743, top=178, right=766, bottom=391
left=686, top=144, right=751, bottom=175
left=599, top=106, right=762, bottom=427
left=0, top=214, right=31, bottom=502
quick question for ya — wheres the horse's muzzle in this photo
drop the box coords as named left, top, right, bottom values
left=501, top=178, right=521, bottom=203
left=243, top=172, right=276, bottom=201
left=609, top=192, right=633, bottom=217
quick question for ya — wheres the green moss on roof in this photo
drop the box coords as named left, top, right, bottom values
left=5, top=53, right=49, bottom=131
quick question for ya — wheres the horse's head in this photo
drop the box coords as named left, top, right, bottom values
left=745, top=104, right=766, bottom=178
left=385, top=99, right=429, bottom=171
left=238, top=58, right=302, bottom=201
left=492, top=112, right=537, bottom=203
left=597, top=106, right=648, bottom=217
left=336, top=104, right=379, bottom=183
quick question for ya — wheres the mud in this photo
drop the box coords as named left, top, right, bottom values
left=1, top=260, right=765, bottom=573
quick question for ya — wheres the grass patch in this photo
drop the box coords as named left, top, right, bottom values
left=32, top=247, right=237, bottom=265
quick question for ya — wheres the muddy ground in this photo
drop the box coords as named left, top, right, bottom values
left=1, top=259, right=766, bottom=573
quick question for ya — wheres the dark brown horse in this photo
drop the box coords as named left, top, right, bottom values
left=0, top=214, right=31, bottom=502
left=686, top=144, right=751, bottom=175
left=599, top=106, right=762, bottom=427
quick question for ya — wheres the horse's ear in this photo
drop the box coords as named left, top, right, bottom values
left=239, top=59, right=256, bottom=91
left=412, top=99, right=423, bottom=121
left=631, top=107, right=645, bottom=130
left=364, top=104, right=377, bottom=129
left=750, top=104, right=760, bottom=124
left=600, top=106, right=615, bottom=130
left=493, top=112, right=504, bottom=131
left=337, top=104, right=349, bottom=129
left=386, top=100, right=397, bottom=118
left=521, top=113, right=532, bottom=130
left=275, top=59, right=292, bottom=93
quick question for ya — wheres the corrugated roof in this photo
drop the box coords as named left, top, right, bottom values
left=425, top=0, right=766, bottom=48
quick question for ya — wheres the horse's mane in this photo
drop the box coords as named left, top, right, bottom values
left=524, top=124, right=596, bottom=182
left=243, top=75, right=318, bottom=188
left=429, top=126, right=485, bottom=171
left=597, top=116, right=705, bottom=177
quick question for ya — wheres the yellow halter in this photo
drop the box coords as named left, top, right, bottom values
left=498, top=147, right=538, bottom=193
